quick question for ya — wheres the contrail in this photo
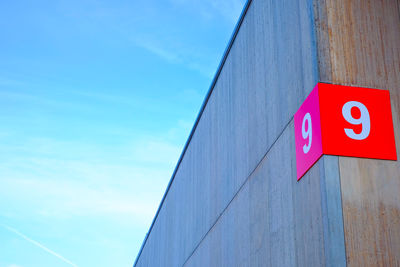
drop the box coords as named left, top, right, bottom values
left=2, top=224, right=78, bottom=267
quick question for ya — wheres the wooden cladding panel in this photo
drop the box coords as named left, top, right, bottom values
left=315, top=0, right=400, bottom=266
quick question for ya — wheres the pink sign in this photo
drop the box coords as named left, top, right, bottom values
left=294, top=85, right=323, bottom=180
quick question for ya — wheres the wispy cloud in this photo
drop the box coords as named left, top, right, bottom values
left=92, top=0, right=246, bottom=78
left=1, top=175, right=160, bottom=219
left=133, top=37, right=180, bottom=64
left=0, top=77, right=27, bottom=87
left=130, top=34, right=216, bottom=78
left=169, top=0, right=246, bottom=23
left=2, top=225, right=78, bottom=267
left=0, top=128, right=186, bottom=225
left=208, top=0, right=246, bottom=23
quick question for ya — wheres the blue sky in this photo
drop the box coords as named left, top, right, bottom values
left=0, top=0, right=245, bottom=266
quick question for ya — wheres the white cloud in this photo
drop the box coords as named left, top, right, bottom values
left=0, top=155, right=173, bottom=223
left=2, top=175, right=158, bottom=214
left=0, top=125, right=187, bottom=227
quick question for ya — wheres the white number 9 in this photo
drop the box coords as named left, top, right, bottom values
left=342, top=101, right=370, bottom=140
left=302, top=113, right=312, bottom=154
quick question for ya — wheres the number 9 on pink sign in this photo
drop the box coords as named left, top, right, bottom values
left=302, top=113, right=312, bottom=154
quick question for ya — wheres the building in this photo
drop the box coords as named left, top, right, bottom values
left=134, top=0, right=400, bottom=266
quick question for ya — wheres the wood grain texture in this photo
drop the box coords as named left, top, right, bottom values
left=315, top=0, right=400, bottom=266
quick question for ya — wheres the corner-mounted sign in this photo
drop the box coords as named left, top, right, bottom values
left=294, top=83, right=397, bottom=180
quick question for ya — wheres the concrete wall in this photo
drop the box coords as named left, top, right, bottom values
left=134, top=0, right=400, bottom=266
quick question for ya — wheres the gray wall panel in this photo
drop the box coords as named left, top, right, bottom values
left=292, top=155, right=325, bottom=267
left=184, top=123, right=343, bottom=267
left=135, top=0, right=345, bottom=266
left=320, top=156, right=346, bottom=267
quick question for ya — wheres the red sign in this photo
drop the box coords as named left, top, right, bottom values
left=295, top=83, right=397, bottom=180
